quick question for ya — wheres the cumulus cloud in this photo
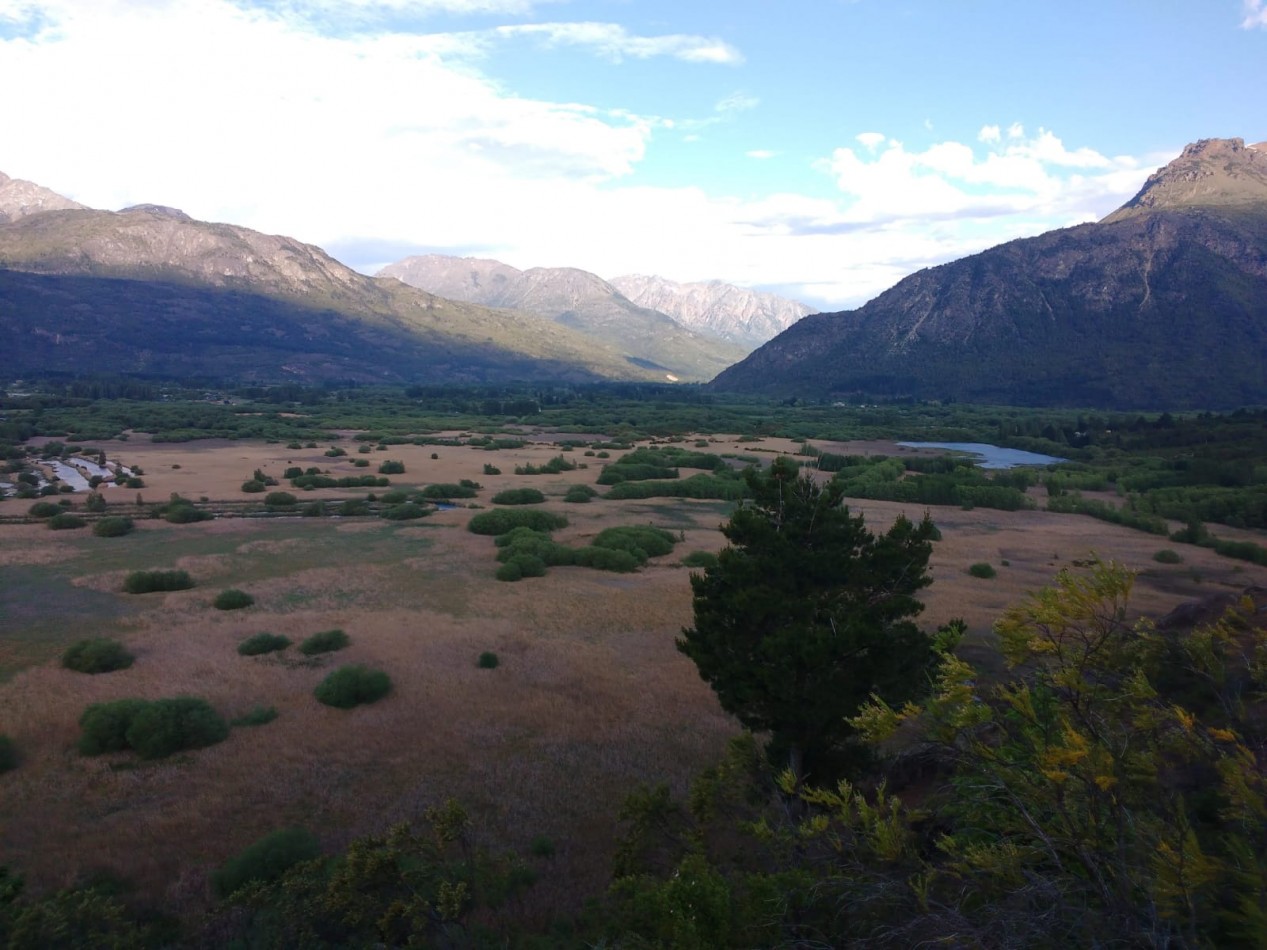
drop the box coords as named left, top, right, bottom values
left=746, top=150, right=777, bottom=160
left=1242, top=0, right=1267, bottom=28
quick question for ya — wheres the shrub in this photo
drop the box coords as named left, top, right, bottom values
left=164, top=503, right=213, bottom=524
left=681, top=550, right=719, bottom=570
left=301, top=501, right=326, bottom=517
left=124, top=569, right=194, bottom=593
left=47, top=512, right=87, bottom=530
left=283, top=466, right=303, bottom=479
left=27, top=501, right=63, bottom=518
left=324, top=447, right=347, bottom=458
left=381, top=503, right=428, bottom=521
left=572, top=546, right=641, bottom=573
left=477, top=651, right=500, bottom=669
left=491, top=487, right=545, bottom=506
left=339, top=498, right=370, bottom=516
left=314, top=665, right=392, bottom=708
left=564, top=484, right=598, bottom=503
left=214, top=589, right=255, bottom=611
left=93, top=515, right=135, bottom=537
left=78, top=699, right=150, bottom=755
left=379, top=489, right=410, bottom=505
left=420, top=483, right=479, bottom=499
left=212, top=828, right=321, bottom=898
left=378, top=460, right=406, bottom=475
left=468, top=509, right=567, bottom=536
left=298, top=629, right=349, bottom=656
left=968, top=562, right=997, bottom=579
left=592, top=526, right=677, bottom=563
left=264, top=491, right=298, bottom=508
left=62, top=638, right=134, bottom=674
left=483, top=463, right=502, bottom=475
left=125, top=476, right=145, bottom=489
left=241, top=480, right=266, bottom=493
left=1153, top=548, right=1183, bottom=564
left=125, top=697, right=229, bottom=759
left=238, top=633, right=291, bottom=656
left=0, top=734, right=18, bottom=772
left=230, top=705, right=278, bottom=728
left=496, top=554, right=547, bottom=581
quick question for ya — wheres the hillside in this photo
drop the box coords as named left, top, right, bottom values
left=378, top=255, right=747, bottom=380
left=711, top=138, right=1267, bottom=409
left=0, top=179, right=675, bottom=385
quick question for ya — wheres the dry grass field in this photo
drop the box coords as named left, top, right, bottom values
left=2, top=431, right=1265, bottom=926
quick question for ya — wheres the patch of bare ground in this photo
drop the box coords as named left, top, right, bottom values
left=1, top=434, right=1264, bottom=928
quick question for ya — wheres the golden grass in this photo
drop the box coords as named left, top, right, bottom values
left=1, top=433, right=1265, bottom=926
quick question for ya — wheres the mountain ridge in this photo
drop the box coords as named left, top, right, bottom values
left=711, top=137, right=1267, bottom=409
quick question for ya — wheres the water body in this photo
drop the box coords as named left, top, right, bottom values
left=897, top=442, right=1066, bottom=470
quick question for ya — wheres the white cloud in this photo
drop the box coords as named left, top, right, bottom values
left=1007, top=122, right=1025, bottom=139
left=1242, top=0, right=1267, bottom=28
left=978, top=124, right=1001, bottom=144
left=494, top=21, right=743, bottom=64
left=0, top=2, right=1169, bottom=315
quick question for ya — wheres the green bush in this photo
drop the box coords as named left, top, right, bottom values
left=967, top=562, right=997, bottom=579
left=419, top=483, right=479, bottom=499
left=681, top=550, right=719, bottom=570
left=125, top=697, right=229, bottom=759
left=468, top=509, right=568, bottom=536
left=264, top=491, right=298, bottom=508
left=0, top=734, right=19, bottom=773
left=78, top=699, right=150, bottom=755
left=124, top=569, right=194, bottom=593
left=378, top=460, right=406, bottom=475
left=28, top=501, right=63, bottom=518
left=212, top=827, right=321, bottom=898
left=563, top=484, right=598, bottom=503
left=592, top=526, right=677, bottom=564
left=301, top=501, right=326, bottom=517
left=230, top=705, right=278, bottom=727
left=214, top=589, right=255, bottom=611
left=483, top=463, right=502, bottom=475
left=241, top=480, right=266, bottom=493
left=62, top=638, right=134, bottom=674
left=93, top=515, right=135, bottom=537
left=491, top=487, right=545, bottom=505
left=572, top=546, right=640, bottom=572
left=379, top=489, right=410, bottom=505
left=47, top=512, right=86, bottom=530
left=298, top=629, right=349, bottom=656
left=477, top=651, right=500, bottom=669
left=314, top=665, right=392, bottom=708
left=339, top=498, right=370, bottom=516
left=238, top=633, right=291, bottom=656
left=1153, top=548, right=1183, bottom=564
left=495, top=554, right=547, bottom=581
left=164, top=503, right=213, bottom=524
left=381, top=503, right=428, bottom=521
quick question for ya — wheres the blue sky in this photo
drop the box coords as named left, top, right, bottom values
left=2, top=0, right=1265, bottom=310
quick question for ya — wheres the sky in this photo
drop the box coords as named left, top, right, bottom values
left=2, top=1, right=1265, bottom=312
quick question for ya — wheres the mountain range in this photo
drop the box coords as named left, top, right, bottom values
left=0, top=175, right=800, bottom=385
left=712, top=137, right=1267, bottom=409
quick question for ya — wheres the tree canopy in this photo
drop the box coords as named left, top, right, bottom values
left=677, top=456, right=940, bottom=781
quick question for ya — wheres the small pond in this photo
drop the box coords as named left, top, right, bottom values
left=896, top=442, right=1066, bottom=470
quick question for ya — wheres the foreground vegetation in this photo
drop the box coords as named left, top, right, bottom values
left=0, top=379, right=1264, bottom=946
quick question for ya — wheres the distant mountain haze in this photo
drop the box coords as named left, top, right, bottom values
left=377, top=255, right=793, bottom=380
left=711, top=137, right=1267, bottom=410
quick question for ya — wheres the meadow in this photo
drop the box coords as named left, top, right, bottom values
left=2, top=420, right=1265, bottom=931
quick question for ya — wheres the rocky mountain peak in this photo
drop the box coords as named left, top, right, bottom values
left=119, top=204, right=193, bottom=221
left=1102, top=136, right=1267, bottom=222
left=0, top=171, right=88, bottom=223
